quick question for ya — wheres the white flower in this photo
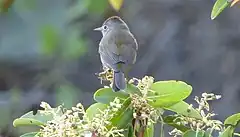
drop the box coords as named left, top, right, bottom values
left=84, top=131, right=92, bottom=137
left=40, top=102, right=51, bottom=110
left=215, top=95, right=221, bottom=99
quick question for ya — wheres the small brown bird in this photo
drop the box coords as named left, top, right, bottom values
left=94, top=16, right=138, bottom=92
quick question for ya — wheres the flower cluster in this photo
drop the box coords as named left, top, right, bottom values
left=129, top=76, right=154, bottom=97
left=130, top=76, right=161, bottom=127
left=169, top=93, right=222, bottom=136
left=37, top=98, right=124, bottom=137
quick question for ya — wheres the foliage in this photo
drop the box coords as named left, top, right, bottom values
left=2, top=0, right=240, bottom=20
left=108, top=0, right=124, bottom=11
left=12, top=76, right=240, bottom=137
left=211, top=0, right=239, bottom=20
left=5, top=0, right=240, bottom=136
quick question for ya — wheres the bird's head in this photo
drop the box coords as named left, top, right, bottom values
left=94, top=16, right=129, bottom=36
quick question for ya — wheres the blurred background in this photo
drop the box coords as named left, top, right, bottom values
left=0, top=0, right=240, bottom=136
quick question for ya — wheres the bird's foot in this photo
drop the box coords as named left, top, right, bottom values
left=95, top=69, right=113, bottom=83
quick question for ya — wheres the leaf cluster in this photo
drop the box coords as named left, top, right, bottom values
left=12, top=76, right=240, bottom=137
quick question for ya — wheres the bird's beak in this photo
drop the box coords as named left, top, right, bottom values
left=94, top=27, right=102, bottom=31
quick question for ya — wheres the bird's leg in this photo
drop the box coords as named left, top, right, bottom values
left=95, top=67, right=113, bottom=83
left=106, top=69, right=113, bottom=81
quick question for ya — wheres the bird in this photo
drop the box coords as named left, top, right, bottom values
left=94, top=16, right=138, bottom=92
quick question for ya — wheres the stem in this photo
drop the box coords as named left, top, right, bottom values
left=234, top=133, right=240, bottom=136
left=132, top=119, right=137, bottom=137
left=138, top=130, right=144, bottom=137
left=208, top=126, right=215, bottom=137
left=133, top=119, right=146, bottom=137
left=91, top=132, right=97, bottom=137
left=137, top=125, right=145, bottom=137
left=159, top=115, right=164, bottom=137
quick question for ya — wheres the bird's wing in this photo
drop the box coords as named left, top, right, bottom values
left=113, top=30, right=138, bottom=65
left=99, top=36, right=120, bottom=71
left=99, top=30, right=138, bottom=71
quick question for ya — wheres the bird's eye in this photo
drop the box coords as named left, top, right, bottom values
left=103, top=25, right=108, bottom=30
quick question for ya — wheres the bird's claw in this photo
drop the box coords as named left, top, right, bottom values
left=95, top=68, right=114, bottom=83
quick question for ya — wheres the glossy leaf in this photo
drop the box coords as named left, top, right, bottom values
left=211, top=0, right=230, bottom=20
left=86, top=103, right=108, bottom=120
left=163, top=115, right=190, bottom=132
left=183, top=130, right=205, bottom=137
left=125, top=84, right=141, bottom=95
left=144, top=122, right=154, bottom=137
left=13, top=118, right=44, bottom=127
left=13, top=105, right=62, bottom=127
left=224, top=113, right=240, bottom=127
left=147, top=80, right=192, bottom=108
left=20, top=132, right=39, bottom=137
left=164, top=101, right=202, bottom=119
left=109, top=97, right=133, bottom=128
left=94, top=87, right=129, bottom=104
left=108, top=0, right=123, bottom=11
left=219, top=126, right=234, bottom=137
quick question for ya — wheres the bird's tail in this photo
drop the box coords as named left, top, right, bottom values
left=112, top=71, right=126, bottom=92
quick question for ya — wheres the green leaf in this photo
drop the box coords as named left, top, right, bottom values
left=144, top=122, right=154, bottom=137
left=13, top=105, right=62, bottom=127
left=13, top=110, right=54, bottom=127
left=109, top=97, right=133, bottom=128
left=211, top=0, right=230, bottom=20
left=183, top=130, right=205, bottom=137
left=127, top=124, right=134, bottom=137
left=164, top=101, right=202, bottom=119
left=20, top=132, right=39, bottom=137
left=163, top=115, right=190, bottom=132
left=224, top=113, right=240, bottom=127
left=94, top=87, right=129, bottom=104
left=13, top=118, right=44, bottom=127
left=147, top=80, right=192, bottom=108
left=86, top=103, right=108, bottom=120
left=125, top=84, right=141, bottom=95
left=219, top=126, right=234, bottom=137
left=40, top=25, right=60, bottom=56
